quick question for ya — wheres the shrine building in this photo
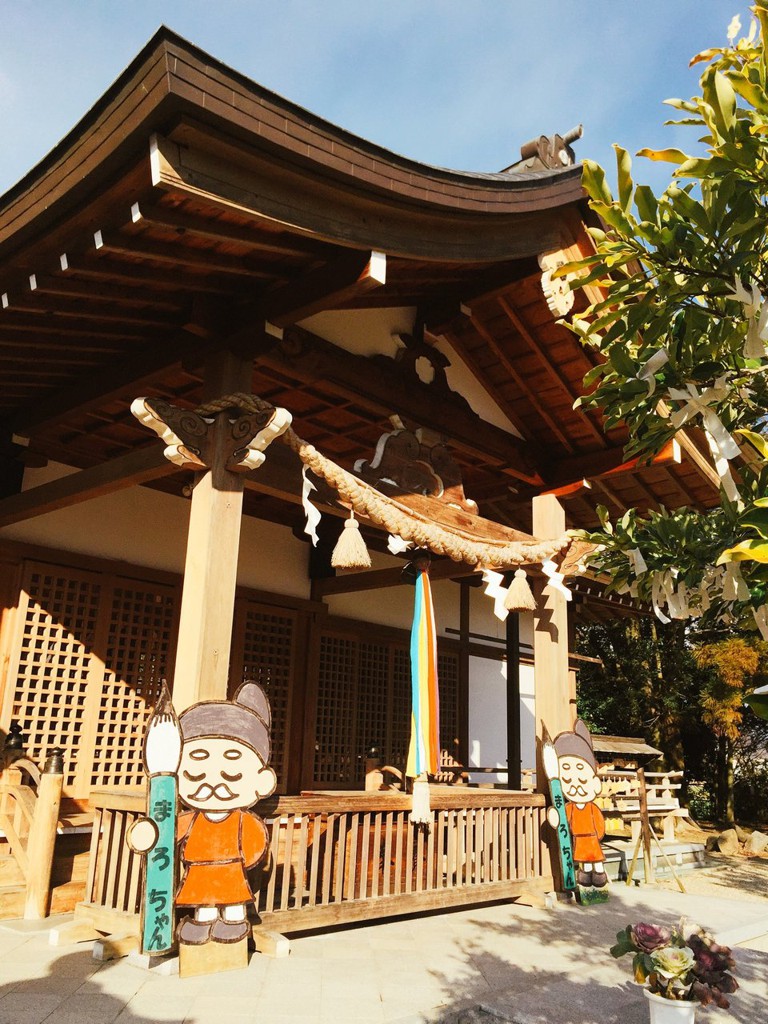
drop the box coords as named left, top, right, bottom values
left=0, top=29, right=718, bottom=934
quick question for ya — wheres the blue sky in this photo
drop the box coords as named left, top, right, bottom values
left=0, top=2, right=746, bottom=198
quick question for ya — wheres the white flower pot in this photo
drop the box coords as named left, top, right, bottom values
left=644, top=989, right=696, bottom=1024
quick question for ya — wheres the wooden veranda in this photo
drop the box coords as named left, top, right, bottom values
left=0, top=29, right=722, bottom=932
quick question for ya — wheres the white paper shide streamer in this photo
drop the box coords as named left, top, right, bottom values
left=722, top=563, right=750, bottom=603
left=754, top=606, right=768, bottom=641
left=388, top=533, right=413, bottom=555
left=627, top=547, right=648, bottom=576
left=669, top=379, right=742, bottom=503
left=301, top=465, right=321, bottom=546
left=541, top=559, right=571, bottom=601
left=636, top=349, right=669, bottom=396
left=728, top=279, right=768, bottom=360
left=481, top=569, right=509, bottom=622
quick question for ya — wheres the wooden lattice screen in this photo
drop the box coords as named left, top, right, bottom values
left=4, top=562, right=180, bottom=798
left=229, top=599, right=298, bottom=793
left=6, top=564, right=102, bottom=793
left=1, top=550, right=461, bottom=802
left=88, top=582, right=178, bottom=791
left=313, top=625, right=459, bottom=788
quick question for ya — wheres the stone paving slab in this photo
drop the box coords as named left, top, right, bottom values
left=0, top=882, right=765, bottom=1024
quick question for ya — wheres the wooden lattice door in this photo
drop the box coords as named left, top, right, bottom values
left=229, top=599, right=299, bottom=793
left=312, top=625, right=460, bottom=789
left=86, top=579, right=179, bottom=793
left=2, top=561, right=179, bottom=800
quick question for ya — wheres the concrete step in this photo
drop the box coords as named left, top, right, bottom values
left=603, top=840, right=707, bottom=883
left=717, top=914, right=768, bottom=949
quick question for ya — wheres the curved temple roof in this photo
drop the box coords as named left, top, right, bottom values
left=0, top=27, right=584, bottom=263
left=0, top=28, right=718, bottom=557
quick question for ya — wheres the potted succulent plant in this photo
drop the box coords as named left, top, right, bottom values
left=611, top=921, right=738, bottom=1023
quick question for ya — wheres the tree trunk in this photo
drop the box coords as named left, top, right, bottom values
left=714, top=737, right=732, bottom=823
left=724, top=737, right=736, bottom=824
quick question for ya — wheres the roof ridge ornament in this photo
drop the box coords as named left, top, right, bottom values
left=503, top=124, right=583, bottom=173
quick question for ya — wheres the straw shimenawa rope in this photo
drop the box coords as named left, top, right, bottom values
left=196, top=392, right=572, bottom=569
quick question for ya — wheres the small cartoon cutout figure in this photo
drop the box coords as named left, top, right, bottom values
left=129, top=681, right=277, bottom=949
left=545, top=719, right=607, bottom=888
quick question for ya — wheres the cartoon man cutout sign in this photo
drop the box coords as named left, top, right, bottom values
left=545, top=719, right=607, bottom=889
left=129, top=681, right=277, bottom=948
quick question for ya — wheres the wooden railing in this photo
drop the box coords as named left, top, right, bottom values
left=0, top=754, right=64, bottom=918
left=73, top=787, right=552, bottom=941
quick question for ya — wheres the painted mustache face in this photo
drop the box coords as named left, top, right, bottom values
left=558, top=758, right=601, bottom=802
left=177, top=736, right=277, bottom=812
left=187, top=781, right=238, bottom=802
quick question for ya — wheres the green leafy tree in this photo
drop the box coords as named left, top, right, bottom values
left=693, top=636, right=768, bottom=819
left=577, top=622, right=768, bottom=821
left=563, top=9, right=768, bottom=692
left=577, top=618, right=698, bottom=769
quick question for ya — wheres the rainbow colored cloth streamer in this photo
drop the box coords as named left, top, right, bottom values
left=406, top=568, right=440, bottom=778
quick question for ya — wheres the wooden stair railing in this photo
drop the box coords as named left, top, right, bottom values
left=0, top=748, right=64, bottom=919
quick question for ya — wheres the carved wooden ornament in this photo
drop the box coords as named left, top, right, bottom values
left=538, top=249, right=576, bottom=317
left=131, top=396, right=291, bottom=472
left=355, top=426, right=478, bottom=515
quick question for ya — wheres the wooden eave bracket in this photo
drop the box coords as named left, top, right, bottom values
left=259, top=250, right=386, bottom=328
left=130, top=396, right=292, bottom=472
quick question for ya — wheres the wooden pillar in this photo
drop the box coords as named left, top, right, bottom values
left=505, top=608, right=522, bottom=790
left=24, top=749, right=64, bottom=920
left=171, top=352, right=252, bottom=711
left=532, top=494, right=573, bottom=791
left=457, top=581, right=470, bottom=768
left=637, top=767, right=655, bottom=884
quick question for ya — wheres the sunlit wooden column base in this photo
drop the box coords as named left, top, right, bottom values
left=179, top=937, right=249, bottom=978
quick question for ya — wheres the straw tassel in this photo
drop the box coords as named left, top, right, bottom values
left=410, top=773, right=432, bottom=826
left=504, top=569, right=536, bottom=611
left=331, top=512, right=371, bottom=569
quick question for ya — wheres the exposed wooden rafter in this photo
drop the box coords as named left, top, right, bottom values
left=25, top=268, right=183, bottom=307
left=543, top=440, right=680, bottom=489
left=56, top=250, right=242, bottom=294
left=1, top=294, right=178, bottom=330
left=465, top=311, right=575, bottom=453
left=259, top=250, right=386, bottom=329
left=129, top=202, right=326, bottom=259
left=496, top=294, right=606, bottom=446
left=10, top=329, right=223, bottom=438
left=94, top=227, right=277, bottom=279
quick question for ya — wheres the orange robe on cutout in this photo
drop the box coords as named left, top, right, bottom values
left=565, top=801, right=605, bottom=864
left=176, top=809, right=268, bottom=907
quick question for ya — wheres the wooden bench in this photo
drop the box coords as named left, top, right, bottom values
left=598, top=769, right=689, bottom=842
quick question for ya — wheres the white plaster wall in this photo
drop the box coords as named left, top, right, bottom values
left=465, top=584, right=536, bottom=786
left=467, top=656, right=536, bottom=787
left=1, top=462, right=310, bottom=598
left=302, top=307, right=414, bottom=360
